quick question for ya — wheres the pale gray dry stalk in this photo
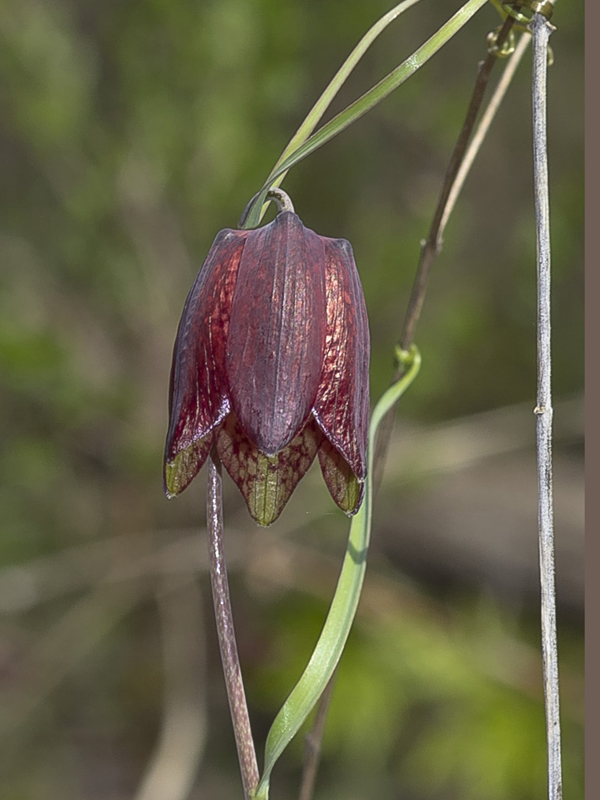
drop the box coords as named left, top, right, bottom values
left=530, top=12, right=563, bottom=800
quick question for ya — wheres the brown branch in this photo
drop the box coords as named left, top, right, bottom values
left=207, top=453, right=259, bottom=799
left=297, top=672, right=337, bottom=800
left=373, top=16, right=516, bottom=489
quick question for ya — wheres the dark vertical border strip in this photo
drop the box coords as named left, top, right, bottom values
left=585, top=0, right=595, bottom=795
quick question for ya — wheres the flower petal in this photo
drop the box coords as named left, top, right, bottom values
left=216, top=412, right=321, bottom=526
left=317, top=437, right=364, bottom=515
left=313, top=237, right=370, bottom=511
left=164, top=229, right=248, bottom=496
left=164, top=434, right=214, bottom=497
left=226, top=212, right=327, bottom=455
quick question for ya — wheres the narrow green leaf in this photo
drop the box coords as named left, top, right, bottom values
left=266, top=0, right=425, bottom=184
left=243, top=0, right=489, bottom=228
left=242, top=0, right=425, bottom=230
left=253, top=347, right=422, bottom=800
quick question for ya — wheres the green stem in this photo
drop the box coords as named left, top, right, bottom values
left=253, top=347, right=421, bottom=799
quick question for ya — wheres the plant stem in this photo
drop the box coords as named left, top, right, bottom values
left=262, top=0, right=425, bottom=206
left=440, top=31, right=531, bottom=234
left=400, top=14, right=515, bottom=352
left=297, top=673, right=337, bottom=800
left=295, top=18, right=524, bottom=792
left=373, top=16, right=516, bottom=487
left=207, top=453, right=259, bottom=800
left=243, top=0, right=490, bottom=228
left=530, top=13, right=562, bottom=800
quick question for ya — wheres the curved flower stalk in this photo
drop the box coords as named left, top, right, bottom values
left=164, top=201, right=370, bottom=526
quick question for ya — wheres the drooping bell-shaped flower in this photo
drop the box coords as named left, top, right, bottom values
left=164, top=202, right=370, bottom=526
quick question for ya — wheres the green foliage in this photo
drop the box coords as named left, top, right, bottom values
left=254, top=596, right=583, bottom=800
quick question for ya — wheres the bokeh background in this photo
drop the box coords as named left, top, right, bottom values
left=0, top=1, right=583, bottom=799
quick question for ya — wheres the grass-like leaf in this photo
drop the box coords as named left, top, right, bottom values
left=263, top=0, right=425, bottom=195
left=243, top=0, right=489, bottom=228
left=252, top=346, right=422, bottom=800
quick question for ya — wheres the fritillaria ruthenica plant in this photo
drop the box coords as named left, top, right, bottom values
left=164, top=198, right=370, bottom=526
left=158, top=2, right=555, bottom=795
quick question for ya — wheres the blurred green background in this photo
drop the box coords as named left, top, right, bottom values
left=0, top=1, right=583, bottom=799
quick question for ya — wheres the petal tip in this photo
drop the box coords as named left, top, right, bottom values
left=217, top=413, right=321, bottom=527
left=317, top=439, right=365, bottom=516
left=163, top=436, right=212, bottom=497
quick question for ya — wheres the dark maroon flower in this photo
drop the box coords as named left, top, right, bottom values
left=164, top=208, right=370, bottom=526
